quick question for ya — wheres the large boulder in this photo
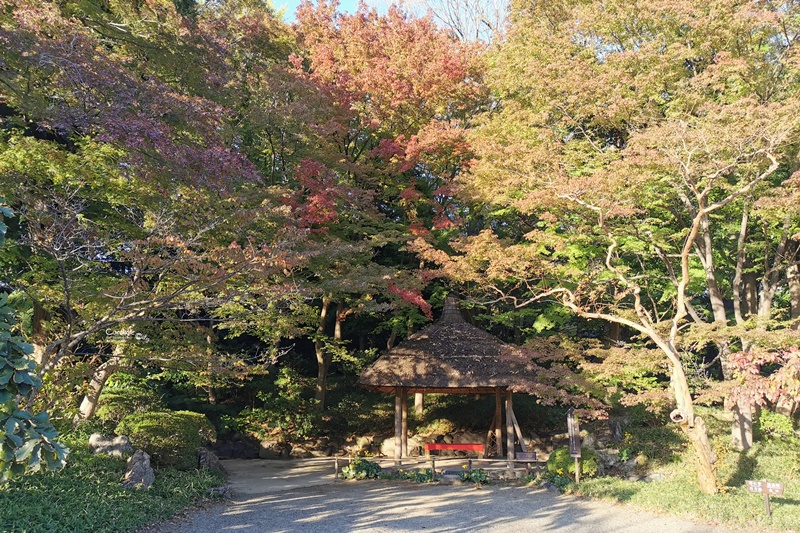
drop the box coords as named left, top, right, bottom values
left=198, top=447, right=225, bottom=474
left=379, top=435, right=423, bottom=457
left=122, top=449, right=155, bottom=490
left=89, top=433, right=132, bottom=458
left=259, top=439, right=290, bottom=459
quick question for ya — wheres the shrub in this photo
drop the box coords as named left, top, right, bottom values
left=755, top=410, right=795, bottom=440
left=546, top=446, right=600, bottom=478
left=460, top=467, right=490, bottom=484
left=341, top=458, right=382, bottom=480
left=230, top=367, right=319, bottom=442
left=116, top=410, right=216, bottom=470
left=96, top=372, right=162, bottom=424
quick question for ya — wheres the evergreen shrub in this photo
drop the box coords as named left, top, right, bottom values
left=546, top=446, right=600, bottom=478
left=116, top=410, right=215, bottom=470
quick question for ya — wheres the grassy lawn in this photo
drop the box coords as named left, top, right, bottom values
left=571, top=408, right=800, bottom=532
left=0, top=430, right=224, bottom=533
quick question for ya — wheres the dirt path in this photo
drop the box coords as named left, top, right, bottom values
left=151, top=459, right=738, bottom=533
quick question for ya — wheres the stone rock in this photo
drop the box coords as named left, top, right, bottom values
left=580, top=430, right=598, bottom=450
left=280, top=442, right=292, bottom=459
left=378, top=435, right=423, bottom=457
left=644, top=472, right=666, bottom=483
left=310, top=449, right=332, bottom=458
left=208, top=485, right=232, bottom=498
left=89, top=433, right=132, bottom=458
left=289, top=445, right=313, bottom=459
left=542, top=482, right=561, bottom=493
left=355, top=435, right=373, bottom=451
left=122, top=450, right=155, bottom=490
left=198, top=447, right=225, bottom=474
left=259, top=439, right=286, bottom=459
left=453, top=431, right=484, bottom=444
left=608, top=418, right=627, bottom=442
left=596, top=449, right=621, bottom=468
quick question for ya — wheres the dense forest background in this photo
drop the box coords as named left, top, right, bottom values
left=1, top=0, right=799, bottom=494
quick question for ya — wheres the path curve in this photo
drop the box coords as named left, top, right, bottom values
left=151, top=459, right=738, bottom=533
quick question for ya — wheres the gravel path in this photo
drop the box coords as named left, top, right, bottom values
left=151, top=459, right=738, bottom=533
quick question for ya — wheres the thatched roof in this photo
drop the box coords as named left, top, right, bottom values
left=358, top=297, right=538, bottom=394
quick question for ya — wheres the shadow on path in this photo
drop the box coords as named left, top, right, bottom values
left=152, top=459, right=737, bottom=533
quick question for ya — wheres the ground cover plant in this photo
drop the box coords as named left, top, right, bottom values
left=546, top=407, right=800, bottom=532
left=0, top=428, right=223, bottom=533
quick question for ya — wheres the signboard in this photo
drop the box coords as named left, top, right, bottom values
left=746, top=480, right=784, bottom=496
left=567, top=407, right=581, bottom=458
left=746, top=480, right=785, bottom=517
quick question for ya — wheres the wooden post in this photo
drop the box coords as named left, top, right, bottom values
left=401, top=388, right=409, bottom=457
left=494, top=389, right=503, bottom=457
left=394, top=387, right=402, bottom=465
left=506, top=389, right=515, bottom=461
left=415, top=392, right=424, bottom=415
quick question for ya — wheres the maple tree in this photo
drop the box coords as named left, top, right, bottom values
left=421, top=0, right=800, bottom=493
left=0, top=0, right=296, bottom=419
left=272, top=0, right=487, bottom=409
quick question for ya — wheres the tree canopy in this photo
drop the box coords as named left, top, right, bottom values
left=1, top=0, right=799, bottom=495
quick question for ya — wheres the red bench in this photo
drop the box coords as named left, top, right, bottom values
left=424, top=442, right=484, bottom=457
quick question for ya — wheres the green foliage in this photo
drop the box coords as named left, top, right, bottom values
left=384, top=466, right=436, bottom=483
left=576, top=409, right=800, bottom=532
left=459, top=466, right=490, bottom=484
left=327, top=391, right=393, bottom=436
left=546, top=447, right=599, bottom=478
left=0, top=430, right=223, bottom=532
left=116, top=411, right=215, bottom=471
left=96, top=372, right=162, bottom=425
left=230, top=367, right=319, bottom=441
left=340, top=457, right=382, bottom=480
left=620, top=425, right=687, bottom=466
left=0, top=201, right=68, bottom=481
left=754, top=410, right=795, bottom=440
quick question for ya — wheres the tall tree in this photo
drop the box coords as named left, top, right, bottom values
left=283, top=0, right=486, bottom=409
left=0, top=0, right=295, bottom=416
left=429, top=0, right=800, bottom=493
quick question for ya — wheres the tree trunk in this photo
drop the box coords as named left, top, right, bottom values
left=731, top=401, right=754, bottom=452
left=394, top=388, right=402, bottom=464
left=31, top=300, right=48, bottom=367
left=206, top=332, right=216, bottom=405
left=314, top=297, right=332, bottom=410
left=669, top=362, right=717, bottom=494
left=677, top=415, right=718, bottom=494
left=414, top=393, right=424, bottom=415
left=387, top=328, right=397, bottom=350
left=743, top=272, right=759, bottom=317
left=78, top=346, right=124, bottom=420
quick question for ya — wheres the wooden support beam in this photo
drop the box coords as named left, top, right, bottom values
left=506, top=389, right=515, bottom=460
left=401, top=388, right=409, bottom=457
left=510, top=409, right=527, bottom=452
left=485, top=410, right=497, bottom=457
left=394, top=387, right=402, bottom=464
left=494, top=389, right=503, bottom=458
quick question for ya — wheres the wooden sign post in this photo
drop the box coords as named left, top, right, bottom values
left=746, top=480, right=785, bottom=517
left=567, top=407, right=581, bottom=484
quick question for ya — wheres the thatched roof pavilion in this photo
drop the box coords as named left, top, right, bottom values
left=359, top=296, right=539, bottom=462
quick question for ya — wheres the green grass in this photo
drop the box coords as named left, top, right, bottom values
left=571, top=407, right=800, bottom=532
left=0, top=431, right=224, bottom=533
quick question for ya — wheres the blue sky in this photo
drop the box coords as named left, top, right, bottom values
left=273, top=0, right=390, bottom=22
